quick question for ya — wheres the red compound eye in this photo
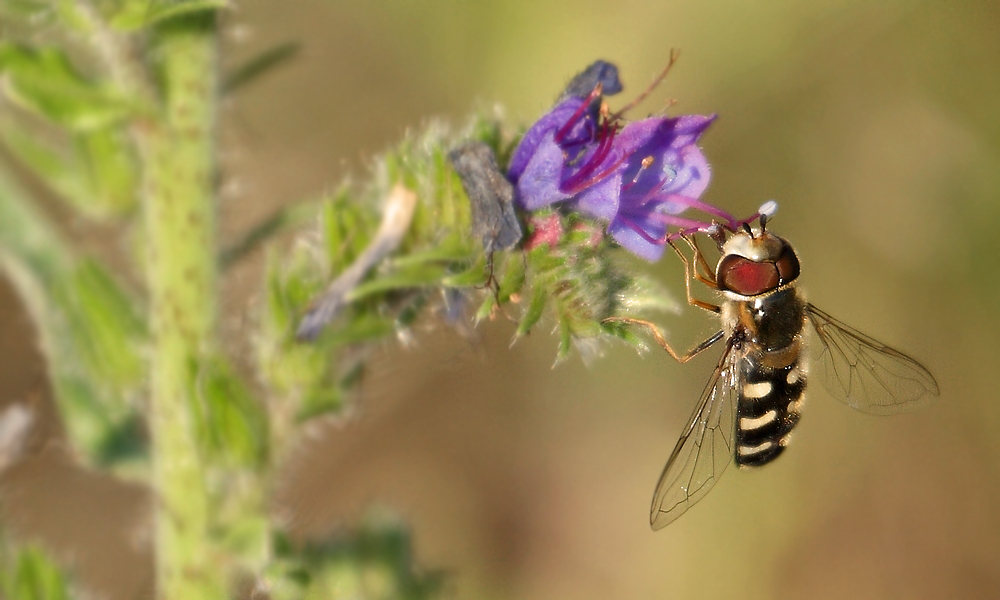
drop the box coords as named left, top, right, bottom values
left=718, top=255, right=780, bottom=296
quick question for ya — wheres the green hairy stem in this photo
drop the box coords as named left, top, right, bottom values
left=140, top=14, right=222, bottom=599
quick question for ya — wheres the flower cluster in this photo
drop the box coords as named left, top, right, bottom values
left=508, top=60, right=749, bottom=261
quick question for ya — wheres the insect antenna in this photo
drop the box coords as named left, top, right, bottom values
left=758, top=200, right=778, bottom=232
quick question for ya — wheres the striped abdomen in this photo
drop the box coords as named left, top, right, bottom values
left=735, top=357, right=805, bottom=466
left=727, top=288, right=808, bottom=467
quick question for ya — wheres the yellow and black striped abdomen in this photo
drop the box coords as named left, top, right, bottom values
left=728, top=288, right=808, bottom=468
left=735, top=357, right=805, bottom=467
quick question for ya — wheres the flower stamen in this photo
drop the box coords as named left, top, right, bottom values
left=554, top=85, right=603, bottom=144
left=626, top=156, right=656, bottom=186
left=561, top=118, right=621, bottom=194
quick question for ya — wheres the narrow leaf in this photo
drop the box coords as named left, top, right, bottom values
left=497, top=252, right=526, bottom=302
left=75, top=127, right=139, bottom=215
left=223, top=42, right=299, bottom=94
left=58, top=258, right=146, bottom=391
left=110, top=0, right=228, bottom=31
left=0, top=44, right=133, bottom=131
left=347, top=263, right=451, bottom=300
left=516, top=283, right=547, bottom=337
left=0, top=168, right=138, bottom=462
left=192, top=357, right=269, bottom=469
left=1, top=545, right=73, bottom=600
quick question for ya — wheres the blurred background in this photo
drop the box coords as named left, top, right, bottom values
left=2, top=0, right=999, bottom=598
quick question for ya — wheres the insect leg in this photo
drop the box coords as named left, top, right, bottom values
left=667, top=239, right=721, bottom=314
left=603, top=317, right=724, bottom=363
left=680, top=234, right=718, bottom=288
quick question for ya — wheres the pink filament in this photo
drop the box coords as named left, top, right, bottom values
left=561, top=119, right=624, bottom=194
left=620, top=207, right=765, bottom=246
left=554, top=86, right=603, bottom=144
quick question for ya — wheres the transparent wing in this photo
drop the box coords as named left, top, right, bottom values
left=650, top=338, right=740, bottom=530
left=806, top=303, right=939, bottom=415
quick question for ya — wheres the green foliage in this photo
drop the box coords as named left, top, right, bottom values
left=0, top=43, right=135, bottom=131
left=0, top=170, right=144, bottom=466
left=0, top=40, right=141, bottom=217
left=59, top=259, right=146, bottom=391
left=108, top=0, right=228, bottom=31
left=0, top=545, right=73, bottom=600
left=268, top=513, right=443, bottom=600
left=190, top=356, right=269, bottom=470
left=223, top=42, right=300, bottom=94
left=0, top=117, right=139, bottom=217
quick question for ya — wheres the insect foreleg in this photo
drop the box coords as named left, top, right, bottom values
left=668, top=239, right=721, bottom=314
left=680, top=234, right=718, bottom=288
left=604, top=317, right=724, bottom=363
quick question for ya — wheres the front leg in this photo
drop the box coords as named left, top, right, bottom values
left=604, top=316, right=724, bottom=363
left=667, top=238, right=720, bottom=314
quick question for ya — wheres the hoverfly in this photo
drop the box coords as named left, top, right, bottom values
left=610, top=202, right=939, bottom=529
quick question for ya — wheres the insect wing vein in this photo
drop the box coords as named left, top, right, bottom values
left=806, top=303, right=939, bottom=415
left=650, top=338, right=739, bottom=529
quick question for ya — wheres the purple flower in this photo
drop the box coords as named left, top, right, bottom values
left=508, top=74, right=740, bottom=261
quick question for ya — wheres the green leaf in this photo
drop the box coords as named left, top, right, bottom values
left=296, top=383, right=345, bottom=423
left=46, top=376, right=122, bottom=458
left=93, top=412, right=147, bottom=468
left=474, top=292, right=496, bottom=323
left=0, top=44, right=133, bottom=131
left=321, top=190, right=377, bottom=277
left=223, top=42, right=300, bottom=94
left=0, top=168, right=141, bottom=463
left=75, top=127, right=139, bottom=214
left=258, top=250, right=322, bottom=390
left=557, top=314, right=573, bottom=359
left=272, top=511, right=443, bottom=600
left=109, top=0, right=228, bottom=31
left=389, top=233, right=471, bottom=269
left=220, top=200, right=321, bottom=269
left=296, top=361, right=366, bottom=422
left=439, top=257, right=487, bottom=287
left=0, top=120, right=138, bottom=217
left=257, top=247, right=365, bottom=422
left=319, top=312, right=396, bottom=347
left=57, top=258, right=147, bottom=391
left=348, top=263, right=452, bottom=300
left=394, top=292, right=428, bottom=329
left=497, top=252, right=526, bottom=302
left=191, top=357, right=269, bottom=469
left=0, top=545, right=73, bottom=600
left=0, top=121, right=90, bottom=210
left=266, top=246, right=325, bottom=335
left=516, top=283, right=547, bottom=337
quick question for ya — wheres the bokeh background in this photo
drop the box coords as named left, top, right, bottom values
left=2, top=0, right=999, bottom=598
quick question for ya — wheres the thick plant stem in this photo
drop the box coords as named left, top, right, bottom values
left=142, top=14, right=221, bottom=599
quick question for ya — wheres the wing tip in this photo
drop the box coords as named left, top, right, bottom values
left=649, top=503, right=683, bottom=530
